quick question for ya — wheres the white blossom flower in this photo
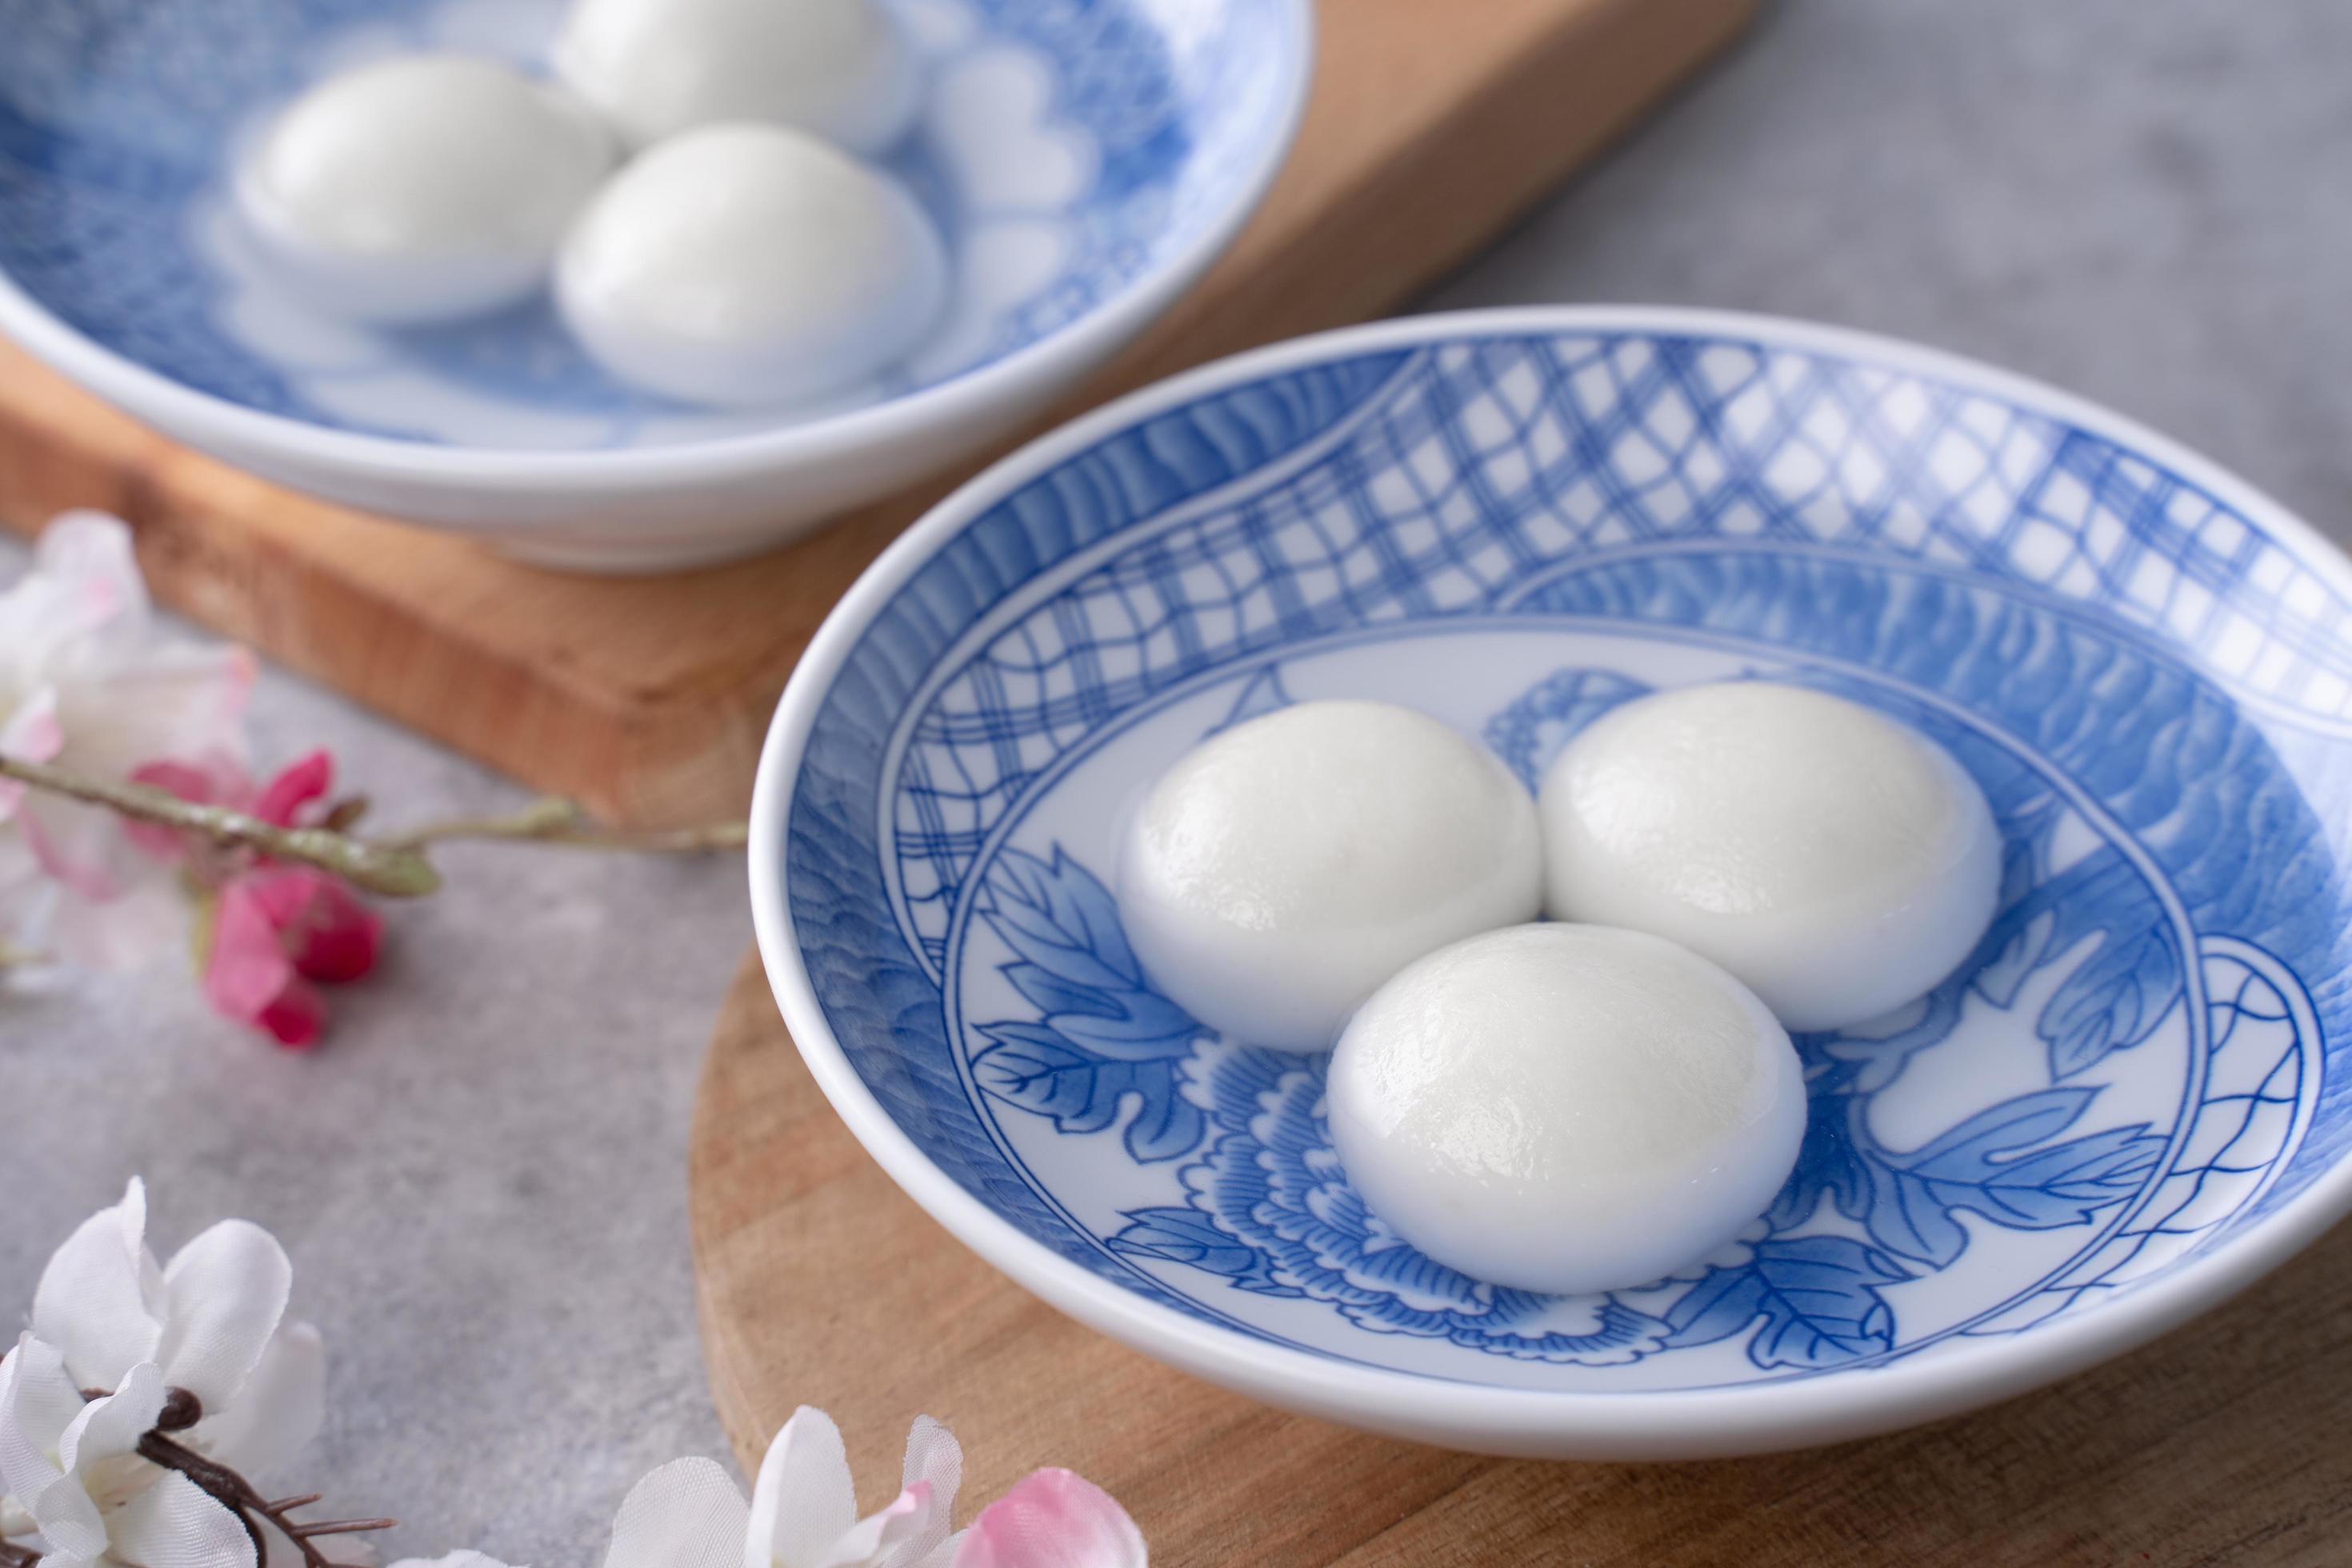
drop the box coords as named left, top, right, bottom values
left=0, top=510, right=251, bottom=968
left=0, top=1334, right=256, bottom=1568
left=29, top=1178, right=324, bottom=1481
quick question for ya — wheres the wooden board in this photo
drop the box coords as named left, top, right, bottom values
left=0, top=0, right=1758, bottom=825
left=690, top=953, right=2352, bottom=1566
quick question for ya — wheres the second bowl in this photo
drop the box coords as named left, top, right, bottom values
left=0, top=0, right=1314, bottom=570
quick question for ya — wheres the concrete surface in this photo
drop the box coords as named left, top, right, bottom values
left=9, top=0, right=2350, bottom=1560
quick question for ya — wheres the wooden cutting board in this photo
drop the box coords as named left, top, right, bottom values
left=0, top=0, right=1758, bottom=825
left=690, top=954, right=2352, bottom=1566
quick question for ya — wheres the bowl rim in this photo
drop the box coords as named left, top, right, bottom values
left=749, top=303, right=2352, bottom=1456
left=0, top=0, right=1315, bottom=510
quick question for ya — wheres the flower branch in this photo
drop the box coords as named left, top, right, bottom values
left=0, top=754, right=444, bottom=897
left=2, top=511, right=752, bottom=1042
left=0, top=758, right=746, bottom=900
left=375, top=795, right=749, bottom=856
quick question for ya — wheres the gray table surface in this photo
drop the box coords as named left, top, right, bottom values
left=9, top=1, right=2350, bottom=1561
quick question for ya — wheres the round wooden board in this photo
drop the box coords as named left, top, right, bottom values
left=690, top=950, right=2352, bottom=1565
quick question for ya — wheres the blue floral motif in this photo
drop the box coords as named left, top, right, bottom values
left=1115, top=1046, right=1676, bottom=1365
left=974, top=815, right=2173, bottom=1370
left=962, top=655, right=2190, bottom=1370
left=972, top=847, right=1207, bottom=1162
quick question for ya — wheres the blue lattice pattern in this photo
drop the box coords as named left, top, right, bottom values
left=892, top=337, right=2352, bottom=962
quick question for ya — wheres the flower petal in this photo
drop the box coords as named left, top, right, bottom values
left=0, top=1334, right=87, bottom=1453
left=124, top=758, right=246, bottom=862
left=899, top=1419, right=962, bottom=1521
left=204, top=881, right=327, bottom=1047
left=157, top=1220, right=291, bottom=1410
left=747, top=1410, right=858, bottom=1568
left=0, top=1344, right=142, bottom=1562
left=0, top=686, right=64, bottom=815
left=603, top=1457, right=750, bottom=1568
left=819, top=1482, right=949, bottom=1568
left=56, top=1360, right=164, bottom=1473
left=31, top=1178, right=164, bottom=1389
left=870, top=1418, right=962, bottom=1568
left=251, top=751, right=334, bottom=830
left=21, top=792, right=136, bottom=901
left=31, top=511, right=150, bottom=630
left=22, top=1474, right=106, bottom=1564
left=243, top=870, right=382, bottom=985
left=106, top=1470, right=259, bottom=1568
left=0, top=1336, right=82, bottom=1507
left=190, top=1320, right=323, bottom=1478
left=386, top=1554, right=519, bottom=1568
left=49, top=872, right=190, bottom=973
left=952, top=1471, right=1145, bottom=1568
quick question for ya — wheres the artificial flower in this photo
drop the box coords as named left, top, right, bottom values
left=0, top=511, right=251, bottom=969
left=202, top=866, right=382, bottom=1048
left=135, top=750, right=382, bottom=1046
left=203, top=875, right=331, bottom=1048
left=27, top=1178, right=324, bottom=1481
left=0, top=1335, right=256, bottom=1568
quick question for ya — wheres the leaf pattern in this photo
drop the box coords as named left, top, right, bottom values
left=1110, top=1207, right=1299, bottom=1296
left=973, top=847, right=1207, bottom=1162
left=1666, top=1237, right=1908, bottom=1369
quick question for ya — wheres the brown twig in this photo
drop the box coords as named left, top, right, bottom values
left=1, top=1538, right=44, bottom=1568
left=137, top=1430, right=393, bottom=1568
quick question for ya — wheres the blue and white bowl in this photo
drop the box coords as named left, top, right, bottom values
left=751, top=306, right=2352, bottom=1458
left=0, top=0, right=1312, bottom=570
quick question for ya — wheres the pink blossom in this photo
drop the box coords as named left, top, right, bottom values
left=243, top=866, right=382, bottom=985
left=953, top=1470, right=1146, bottom=1568
left=142, top=750, right=382, bottom=1045
left=204, top=875, right=330, bottom=1049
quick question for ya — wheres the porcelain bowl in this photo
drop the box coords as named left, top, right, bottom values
left=0, top=0, right=1313, bottom=571
left=750, top=306, right=2352, bottom=1458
